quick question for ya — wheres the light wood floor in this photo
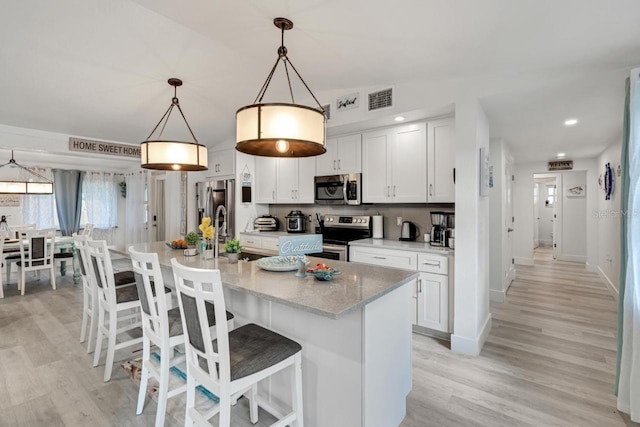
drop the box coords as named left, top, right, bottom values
left=402, top=248, right=637, bottom=427
left=1, top=253, right=637, bottom=426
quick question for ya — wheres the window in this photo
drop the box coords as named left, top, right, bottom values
left=23, top=170, right=118, bottom=230
left=545, top=184, right=556, bottom=208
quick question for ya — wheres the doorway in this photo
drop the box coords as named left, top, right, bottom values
left=533, top=175, right=558, bottom=260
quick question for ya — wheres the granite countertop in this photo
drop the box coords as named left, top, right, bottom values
left=110, top=241, right=418, bottom=320
left=349, top=238, right=455, bottom=256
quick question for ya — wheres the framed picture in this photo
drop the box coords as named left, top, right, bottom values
left=0, top=195, right=20, bottom=207
left=566, top=184, right=586, bottom=198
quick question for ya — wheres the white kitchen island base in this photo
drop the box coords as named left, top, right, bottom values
left=110, top=243, right=416, bottom=427
left=225, top=281, right=414, bottom=427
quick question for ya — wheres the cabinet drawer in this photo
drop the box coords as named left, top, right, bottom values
left=350, top=247, right=417, bottom=270
left=417, top=253, right=448, bottom=275
left=261, top=237, right=280, bottom=252
left=239, top=234, right=262, bottom=250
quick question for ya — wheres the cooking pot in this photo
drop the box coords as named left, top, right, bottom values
left=285, top=210, right=306, bottom=233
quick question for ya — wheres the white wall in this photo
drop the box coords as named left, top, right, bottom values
left=596, top=142, right=622, bottom=298
left=513, top=159, right=598, bottom=269
left=561, top=171, right=588, bottom=261
left=452, top=98, right=491, bottom=356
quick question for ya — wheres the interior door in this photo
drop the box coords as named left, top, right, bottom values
left=533, top=183, right=539, bottom=249
left=152, top=177, right=166, bottom=242
left=505, top=162, right=515, bottom=289
left=552, top=180, right=558, bottom=260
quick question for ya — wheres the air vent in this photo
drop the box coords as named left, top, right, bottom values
left=322, top=104, right=331, bottom=121
left=368, top=87, right=394, bottom=111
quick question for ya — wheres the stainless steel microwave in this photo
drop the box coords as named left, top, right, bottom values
left=314, top=173, right=362, bottom=205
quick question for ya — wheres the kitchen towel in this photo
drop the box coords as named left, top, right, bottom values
left=372, top=215, right=383, bottom=239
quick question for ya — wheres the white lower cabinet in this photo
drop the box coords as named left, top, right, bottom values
left=239, top=233, right=279, bottom=254
left=350, top=245, right=452, bottom=333
left=417, top=272, right=449, bottom=332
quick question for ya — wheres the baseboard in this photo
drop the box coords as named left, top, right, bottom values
left=514, top=257, right=534, bottom=266
left=490, top=288, right=505, bottom=303
left=597, top=266, right=619, bottom=301
left=412, top=325, right=451, bottom=341
left=557, top=254, right=587, bottom=263
left=451, top=314, right=492, bottom=356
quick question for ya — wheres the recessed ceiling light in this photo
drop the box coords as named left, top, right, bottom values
left=394, top=116, right=405, bottom=122
left=564, top=119, right=578, bottom=126
left=556, top=152, right=566, bottom=158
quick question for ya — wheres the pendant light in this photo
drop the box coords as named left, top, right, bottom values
left=236, top=17, right=326, bottom=158
left=140, top=78, right=208, bottom=171
left=0, top=151, right=53, bottom=194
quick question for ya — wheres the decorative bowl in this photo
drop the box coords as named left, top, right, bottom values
left=256, top=256, right=308, bottom=272
left=166, top=242, right=187, bottom=249
left=306, top=265, right=341, bottom=281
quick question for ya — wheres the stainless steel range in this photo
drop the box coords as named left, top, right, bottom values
left=316, top=214, right=371, bottom=261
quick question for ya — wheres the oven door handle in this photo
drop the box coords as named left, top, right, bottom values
left=342, top=176, right=349, bottom=204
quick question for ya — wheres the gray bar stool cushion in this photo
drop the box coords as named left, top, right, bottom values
left=116, top=283, right=171, bottom=304
left=114, top=270, right=135, bottom=286
left=203, top=323, right=302, bottom=382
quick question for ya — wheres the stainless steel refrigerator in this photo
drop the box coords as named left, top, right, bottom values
left=196, top=179, right=235, bottom=242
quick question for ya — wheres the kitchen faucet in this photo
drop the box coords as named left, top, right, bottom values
left=214, top=204, right=227, bottom=259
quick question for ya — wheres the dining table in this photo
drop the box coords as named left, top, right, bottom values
left=3, top=236, right=79, bottom=283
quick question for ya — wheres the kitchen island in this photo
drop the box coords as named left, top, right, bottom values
left=111, top=241, right=418, bottom=427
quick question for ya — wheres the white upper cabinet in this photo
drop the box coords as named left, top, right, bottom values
left=362, top=123, right=427, bottom=203
left=427, top=117, right=455, bottom=203
left=255, top=157, right=277, bottom=203
left=256, top=157, right=314, bottom=204
left=207, top=148, right=235, bottom=177
left=316, top=134, right=362, bottom=176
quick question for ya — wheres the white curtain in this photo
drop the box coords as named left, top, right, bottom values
left=125, top=170, right=149, bottom=244
left=618, top=68, right=640, bottom=421
left=83, top=172, right=118, bottom=243
left=22, top=167, right=56, bottom=228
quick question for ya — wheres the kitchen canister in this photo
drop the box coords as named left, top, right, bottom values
left=372, top=214, right=384, bottom=239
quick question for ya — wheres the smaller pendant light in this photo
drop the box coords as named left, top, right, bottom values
left=140, top=78, right=208, bottom=171
left=0, top=151, right=53, bottom=194
left=236, top=18, right=326, bottom=158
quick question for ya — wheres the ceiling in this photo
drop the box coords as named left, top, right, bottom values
left=0, top=0, right=638, bottom=164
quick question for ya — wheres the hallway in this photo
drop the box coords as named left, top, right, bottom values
left=403, top=252, right=635, bottom=426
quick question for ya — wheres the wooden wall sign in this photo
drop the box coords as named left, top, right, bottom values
left=548, top=160, right=573, bottom=171
left=69, top=137, right=140, bottom=158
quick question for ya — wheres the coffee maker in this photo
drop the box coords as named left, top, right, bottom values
left=430, top=212, right=447, bottom=246
left=430, top=212, right=455, bottom=247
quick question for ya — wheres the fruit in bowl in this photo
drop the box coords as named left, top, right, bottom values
left=169, top=239, right=187, bottom=249
left=307, top=263, right=341, bottom=281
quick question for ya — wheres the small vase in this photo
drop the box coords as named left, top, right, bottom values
left=203, top=249, right=214, bottom=260
left=227, top=252, right=239, bottom=264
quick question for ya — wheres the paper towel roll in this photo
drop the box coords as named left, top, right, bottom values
left=372, top=215, right=383, bottom=239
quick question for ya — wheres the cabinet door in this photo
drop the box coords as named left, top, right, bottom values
left=417, top=272, right=449, bottom=332
left=297, top=157, right=316, bottom=203
left=276, top=158, right=298, bottom=203
left=390, top=123, right=427, bottom=203
left=207, top=148, right=235, bottom=177
left=336, top=134, right=362, bottom=174
left=316, top=137, right=337, bottom=176
left=255, top=157, right=277, bottom=203
left=362, top=129, right=391, bottom=203
left=428, top=117, right=455, bottom=203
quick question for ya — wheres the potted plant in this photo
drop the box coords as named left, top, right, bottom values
left=224, top=237, right=243, bottom=264
left=184, top=232, right=199, bottom=248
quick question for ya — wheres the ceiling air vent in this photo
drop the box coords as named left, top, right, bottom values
left=367, top=87, right=394, bottom=111
left=322, top=104, right=331, bottom=121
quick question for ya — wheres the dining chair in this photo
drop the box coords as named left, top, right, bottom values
left=90, top=239, right=158, bottom=381
left=171, top=258, right=304, bottom=427
left=80, top=223, right=94, bottom=237
left=5, top=224, right=36, bottom=284
left=16, top=228, right=56, bottom=295
left=130, top=248, right=234, bottom=427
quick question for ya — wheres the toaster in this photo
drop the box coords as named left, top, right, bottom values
left=253, top=215, right=280, bottom=231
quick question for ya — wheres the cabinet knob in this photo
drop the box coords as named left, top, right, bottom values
left=418, top=279, right=422, bottom=293
left=333, top=160, right=337, bottom=170
left=338, top=159, right=341, bottom=170
left=429, top=184, right=433, bottom=197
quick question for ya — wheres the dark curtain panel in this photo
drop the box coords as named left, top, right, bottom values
left=53, top=169, right=85, bottom=236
